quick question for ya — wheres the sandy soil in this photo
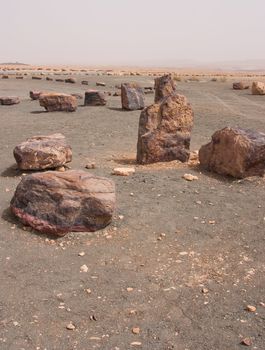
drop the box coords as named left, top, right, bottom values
left=0, top=73, right=264, bottom=350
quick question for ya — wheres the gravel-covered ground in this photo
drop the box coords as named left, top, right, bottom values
left=0, top=74, right=264, bottom=350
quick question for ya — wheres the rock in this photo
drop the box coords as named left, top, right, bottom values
left=81, top=80, right=89, bottom=85
left=10, top=170, right=116, bottom=235
left=154, top=74, right=176, bottom=102
left=241, top=338, right=251, bottom=346
left=182, top=173, right=198, bottom=181
left=246, top=305, right=256, bottom=312
left=233, top=82, right=249, bottom=90
left=199, top=127, right=265, bottom=178
left=2, top=75, right=9, bottom=79
left=84, top=90, right=106, bottom=106
left=0, top=96, right=20, bottom=105
left=30, top=91, right=43, bottom=100
left=39, top=93, right=77, bottom=112
left=32, top=76, right=42, bottom=80
left=80, top=264, right=89, bottom=272
left=55, top=78, right=64, bottom=82
left=132, top=327, right=140, bottom=334
left=112, top=167, right=135, bottom=176
left=96, top=82, right=106, bottom=87
left=137, top=93, right=194, bottom=164
left=113, top=91, right=121, bottom=96
left=65, top=77, right=77, bottom=84
left=144, top=90, right=154, bottom=94
left=252, top=81, right=265, bottom=95
left=121, top=83, right=145, bottom=110
left=71, top=93, right=83, bottom=99
left=85, top=162, right=96, bottom=169
left=16, top=76, right=23, bottom=80
left=46, top=77, right=53, bottom=81
left=66, top=323, right=76, bottom=330
left=13, top=133, right=72, bottom=170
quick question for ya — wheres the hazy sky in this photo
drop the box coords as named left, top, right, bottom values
left=1, top=0, right=265, bottom=66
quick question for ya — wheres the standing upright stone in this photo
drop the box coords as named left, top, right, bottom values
left=137, top=93, right=194, bottom=164
left=84, top=91, right=106, bottom=106
left=154, top=74, right=176, bottom=102
left=121, top=83, right=145, bottom=110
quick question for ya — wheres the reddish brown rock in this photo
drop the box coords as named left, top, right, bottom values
left=39, top=93, right=77, bottom=112
left=121, top=83, right=145, bottom=110
left=199, top=127, right=265, bottom=178
left=32, top=76, right=42, bottom=80
left=2, top=75, right=9, bottom=79
left=10, top=170, right=116, bottom=236
left=65, top=77, right=77, bottom=84
left=81, top=80, right=89, bottom=85
left=233, top=82, right=249, bottom=90
left=46, top=77, right=53, bottom=81
left=16, top=76, right=23, bottom=80
left=13, top=133, right=72, bottom=170
left=55, top=78, right=64, bottom=82
left=154, top=74, right=176, bottom=102
left=252, top=81, right=265, bottom=95
left=84, top=90, right=106, bottom=106
left=137, top=93, right=194, bottom=164
left=0, top=96, right=20, bottom=105
left=96, top=82, right=106, bottom=87
left=30, top=91, right=43, bottom=100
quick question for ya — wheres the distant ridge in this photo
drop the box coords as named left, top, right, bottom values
left=0, top=62, right=28, bottom=65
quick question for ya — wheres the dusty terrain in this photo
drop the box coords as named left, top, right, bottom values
left=0, top=71, right=264, bottom=350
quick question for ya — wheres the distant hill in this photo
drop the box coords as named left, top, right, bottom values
left=0, top=62, right=28, bottom=65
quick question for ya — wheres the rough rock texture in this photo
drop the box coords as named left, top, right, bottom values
left=199, top=127, right=265, bottom=178
left=0, top=96, right=20, bottom=105
left=30, top=91, right=43, bottom=100
left=10, top=170, right=116, bottom=235
left=252, top=82, right=265, bottom=95
left=13, top=133, right=72, bottom=170
left=154, top=74, right=176, bottom=102
left=121, top=83, right=145, bottom=110
left=137, top=93, right=194, bottom=164
left=39, top=93, right=77, bottom=112
left=84, top=91, right=106, bottom=106
left=233, top=82, right=249, bottom=90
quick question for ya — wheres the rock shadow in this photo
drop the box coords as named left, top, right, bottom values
left=1, top=164, right=25, bottom=177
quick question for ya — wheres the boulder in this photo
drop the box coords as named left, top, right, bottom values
left=84, top=90, right=106, bottom=106
left=96, top=82, right=106, bottom=87
left=65, top=77, right=77, bottom=84
left=199, top=127, right=265, bottom=178
left=55, top=78, right=64, bottom=82
left=16, top=76, right=23, bottom=80
left=30, top=91, right=43, bottom=100
left=252, top=81, right=265, bottom=95
left=233, top=82, right=249, bottom=90
left=137, top=93, right=194, bottom=164
left=32, top=76, right=42, bottom=80
left=46, top=77, right=53, bottom=81
left=39, top=93, right=77, bottom=112
left=81, top=80, right=89, bottom=85
left=121, top=83, right=145, bottom=110
left=154, top=74, right=176, bottom=102
left=2, top=75, right=9, bottom=79
left=0, top=96, right=20, bottom=105
left=10, top=170, right=116, bottom=235
left=13, top=133, right=72, bottom=170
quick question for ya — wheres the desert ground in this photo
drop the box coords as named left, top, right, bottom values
left=0, top=68, right=264, bottom=350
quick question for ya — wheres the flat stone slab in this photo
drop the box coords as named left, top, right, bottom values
left=10, top=170, right=116, bottom=236
left=13, top=133, right=72, bottom=170
left=0, top=96, right=20, bottom=105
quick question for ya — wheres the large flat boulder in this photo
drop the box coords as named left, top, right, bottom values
left=199, top=127, right=265, bottom=178
left=84, top=90, right=106, bottom=106
left=10, top=170, right=116, bottom=236
left=0, top=96, right=20, bottom=105
left=13, top=133, right=72, bottom=170
left=137, top=93, right=194, bottom=164
left=233, top=82, right=249, bottom=90
left=252, top=82, right=265, bottom=95
left=121, top=83, right=145, bottom=110
left=39, top=93, right=77, bottom=112
left=154, top=74, right=176, bottom=102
